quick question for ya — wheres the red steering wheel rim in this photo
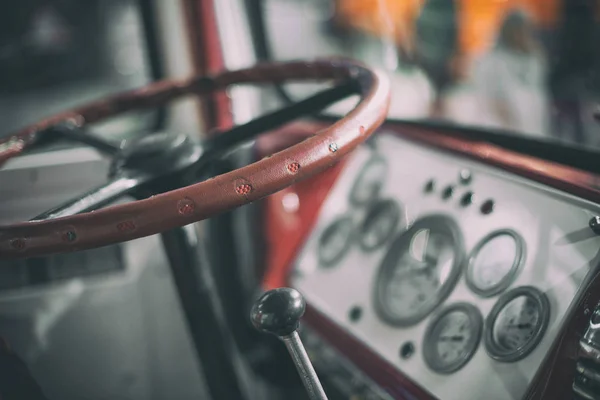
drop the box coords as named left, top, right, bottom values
left=0, top=59, right=390, bottom=259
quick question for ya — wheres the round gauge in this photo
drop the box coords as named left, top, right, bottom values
left=484, top=286, right=550, bottom=362
left=318, top=216, right=354, bottom=267
left=349, top=156, right=388, bottom=206
left=374, top=215, right=465, bottom=327
left=423, top=303, right=483, bottom=374
left=466, top=229, right=526, bottom=297
left=359, top=199, right=401, bottom=252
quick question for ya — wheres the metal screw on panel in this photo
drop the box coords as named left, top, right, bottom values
left=480, top=199, right=495, bottom=215
left=459, top=169, right=473, bottom=185
left=442, top=185, right=454, bottom=200
left=590, top=216, right=600, bottom=234
left=460, top=191, right=475, bottom=207
left=348, top=306, right=362, bottom=322
left=423, top=179, right=435, bottom=194
left=400, top=342, right=415, bottom=360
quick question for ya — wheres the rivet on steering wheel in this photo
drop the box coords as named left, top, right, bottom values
left=62, top=230, right=77, bottom=242
left=116, top=221, right=137, bottom=233
left=287, top=162, right=300, bottom=174
left=235, top=184, right=253, bottom=195
left=66, top=115, right=85, bottom=128
left=0, top=137, right=24, bottom=153
left=177, top=198, right=197, bottom=216
left=10, top=238, right=26, bottom=250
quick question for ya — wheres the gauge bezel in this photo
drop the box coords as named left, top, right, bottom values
left=484, top=286, right=550, bottom=362
left=317, top=215, right=355, bottom=267
left=373, top=215, right=465, bottom=327
left=465, top=229, right=526, bottom=297
left=348, top=155, right=388, bottom=206
left=423, top=302, right=483, bottom=374
left=358, top=198, right=401, bottom=252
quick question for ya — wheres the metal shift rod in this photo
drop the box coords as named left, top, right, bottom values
left=251, top=288, right=328, bottom=400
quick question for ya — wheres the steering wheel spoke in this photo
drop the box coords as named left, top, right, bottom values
left=190, top=80, right=358, bottom=176
left=35, top=122, right=122, bottom=156
left=31, top=175, right=147, bottom=221
left=202, top=81, right=358, bottom=156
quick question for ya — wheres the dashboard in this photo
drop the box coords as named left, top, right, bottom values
left=288, top=131, right=600, bottom=399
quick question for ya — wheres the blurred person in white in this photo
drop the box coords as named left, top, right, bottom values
left=470, top=9, right=550, bottom=137
left=384, top=43, right=435, bottom=120
left=326, top=0, right=434, bottom=119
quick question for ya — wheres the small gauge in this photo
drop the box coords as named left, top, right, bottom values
left=349, top=156, right=388, bottom=206
left=484, top=286, right=550, bottom=362
left=359, top=199, right=401, bottom=252
left=318, top=216, right=354, bottom=267
left=374, top=215, right=465, bottom=327
left=466, top=229, right=526, bottom=297
left=423, top=303, right=483, bottom=374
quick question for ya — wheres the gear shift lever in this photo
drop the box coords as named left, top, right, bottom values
left=251, top=288, right=328, bottom=400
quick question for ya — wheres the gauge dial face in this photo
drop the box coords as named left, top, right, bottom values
left=349, top=156, right=388, bottom=206
left=318, top=216, right=354, bottom=267
left=423, top=303, right=483, bottom=374
left=359, top=199, right=401, bottom=251
left=374, top=215, right=465, bottom=326
left=485, top=286, right=550, bottom=362
left=466, top=230, right=525, bottom=297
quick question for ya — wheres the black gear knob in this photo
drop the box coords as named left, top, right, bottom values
left=251, top=288, right=328, bottom=399
left=250, top=287, right=306, bottom=337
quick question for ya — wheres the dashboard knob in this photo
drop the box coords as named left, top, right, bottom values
left=250, top=287, right=306, bottom=337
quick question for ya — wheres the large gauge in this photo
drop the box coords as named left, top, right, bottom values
left=466, top=229, right=526, bottom=297
left=423, top=303, right=483, bottom=374
left=318, top=216, right=354, bottom=267
left=484, top=286, right=550, bottom=362
left=373, top=215, right=465, bottom=326
left=358, top=199, right=401, bottom=252
left=349, top=156, right=388, bottom=206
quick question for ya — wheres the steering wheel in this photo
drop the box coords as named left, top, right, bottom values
left=0, top=59, right=390, bottom=259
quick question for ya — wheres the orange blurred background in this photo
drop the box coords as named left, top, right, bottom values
left=335, top=0, right=563, bottom=58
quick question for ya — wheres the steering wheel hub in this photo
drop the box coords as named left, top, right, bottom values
left=109, top=133, right=201, bottom=177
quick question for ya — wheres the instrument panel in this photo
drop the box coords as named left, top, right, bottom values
left=290, top=132, right=600, bottom=399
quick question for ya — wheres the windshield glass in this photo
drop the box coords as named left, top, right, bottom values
left=260, top=0, right=600, bottom=149
left=0, top=0, right=157, bottom=142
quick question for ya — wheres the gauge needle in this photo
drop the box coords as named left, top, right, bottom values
left=508, top=323, right=533, bottom=329
left=394, top=264, right=438, bottom=287
left=439, top=335, right=464, bottom=342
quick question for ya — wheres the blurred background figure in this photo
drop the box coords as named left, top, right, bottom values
left=470, top=9, right=549, bottom=137
left=328, top=0, right=434, bottom=118
left=414, top=0, right=460, bottom=119
left=549, top=0, right=596, bottom=146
